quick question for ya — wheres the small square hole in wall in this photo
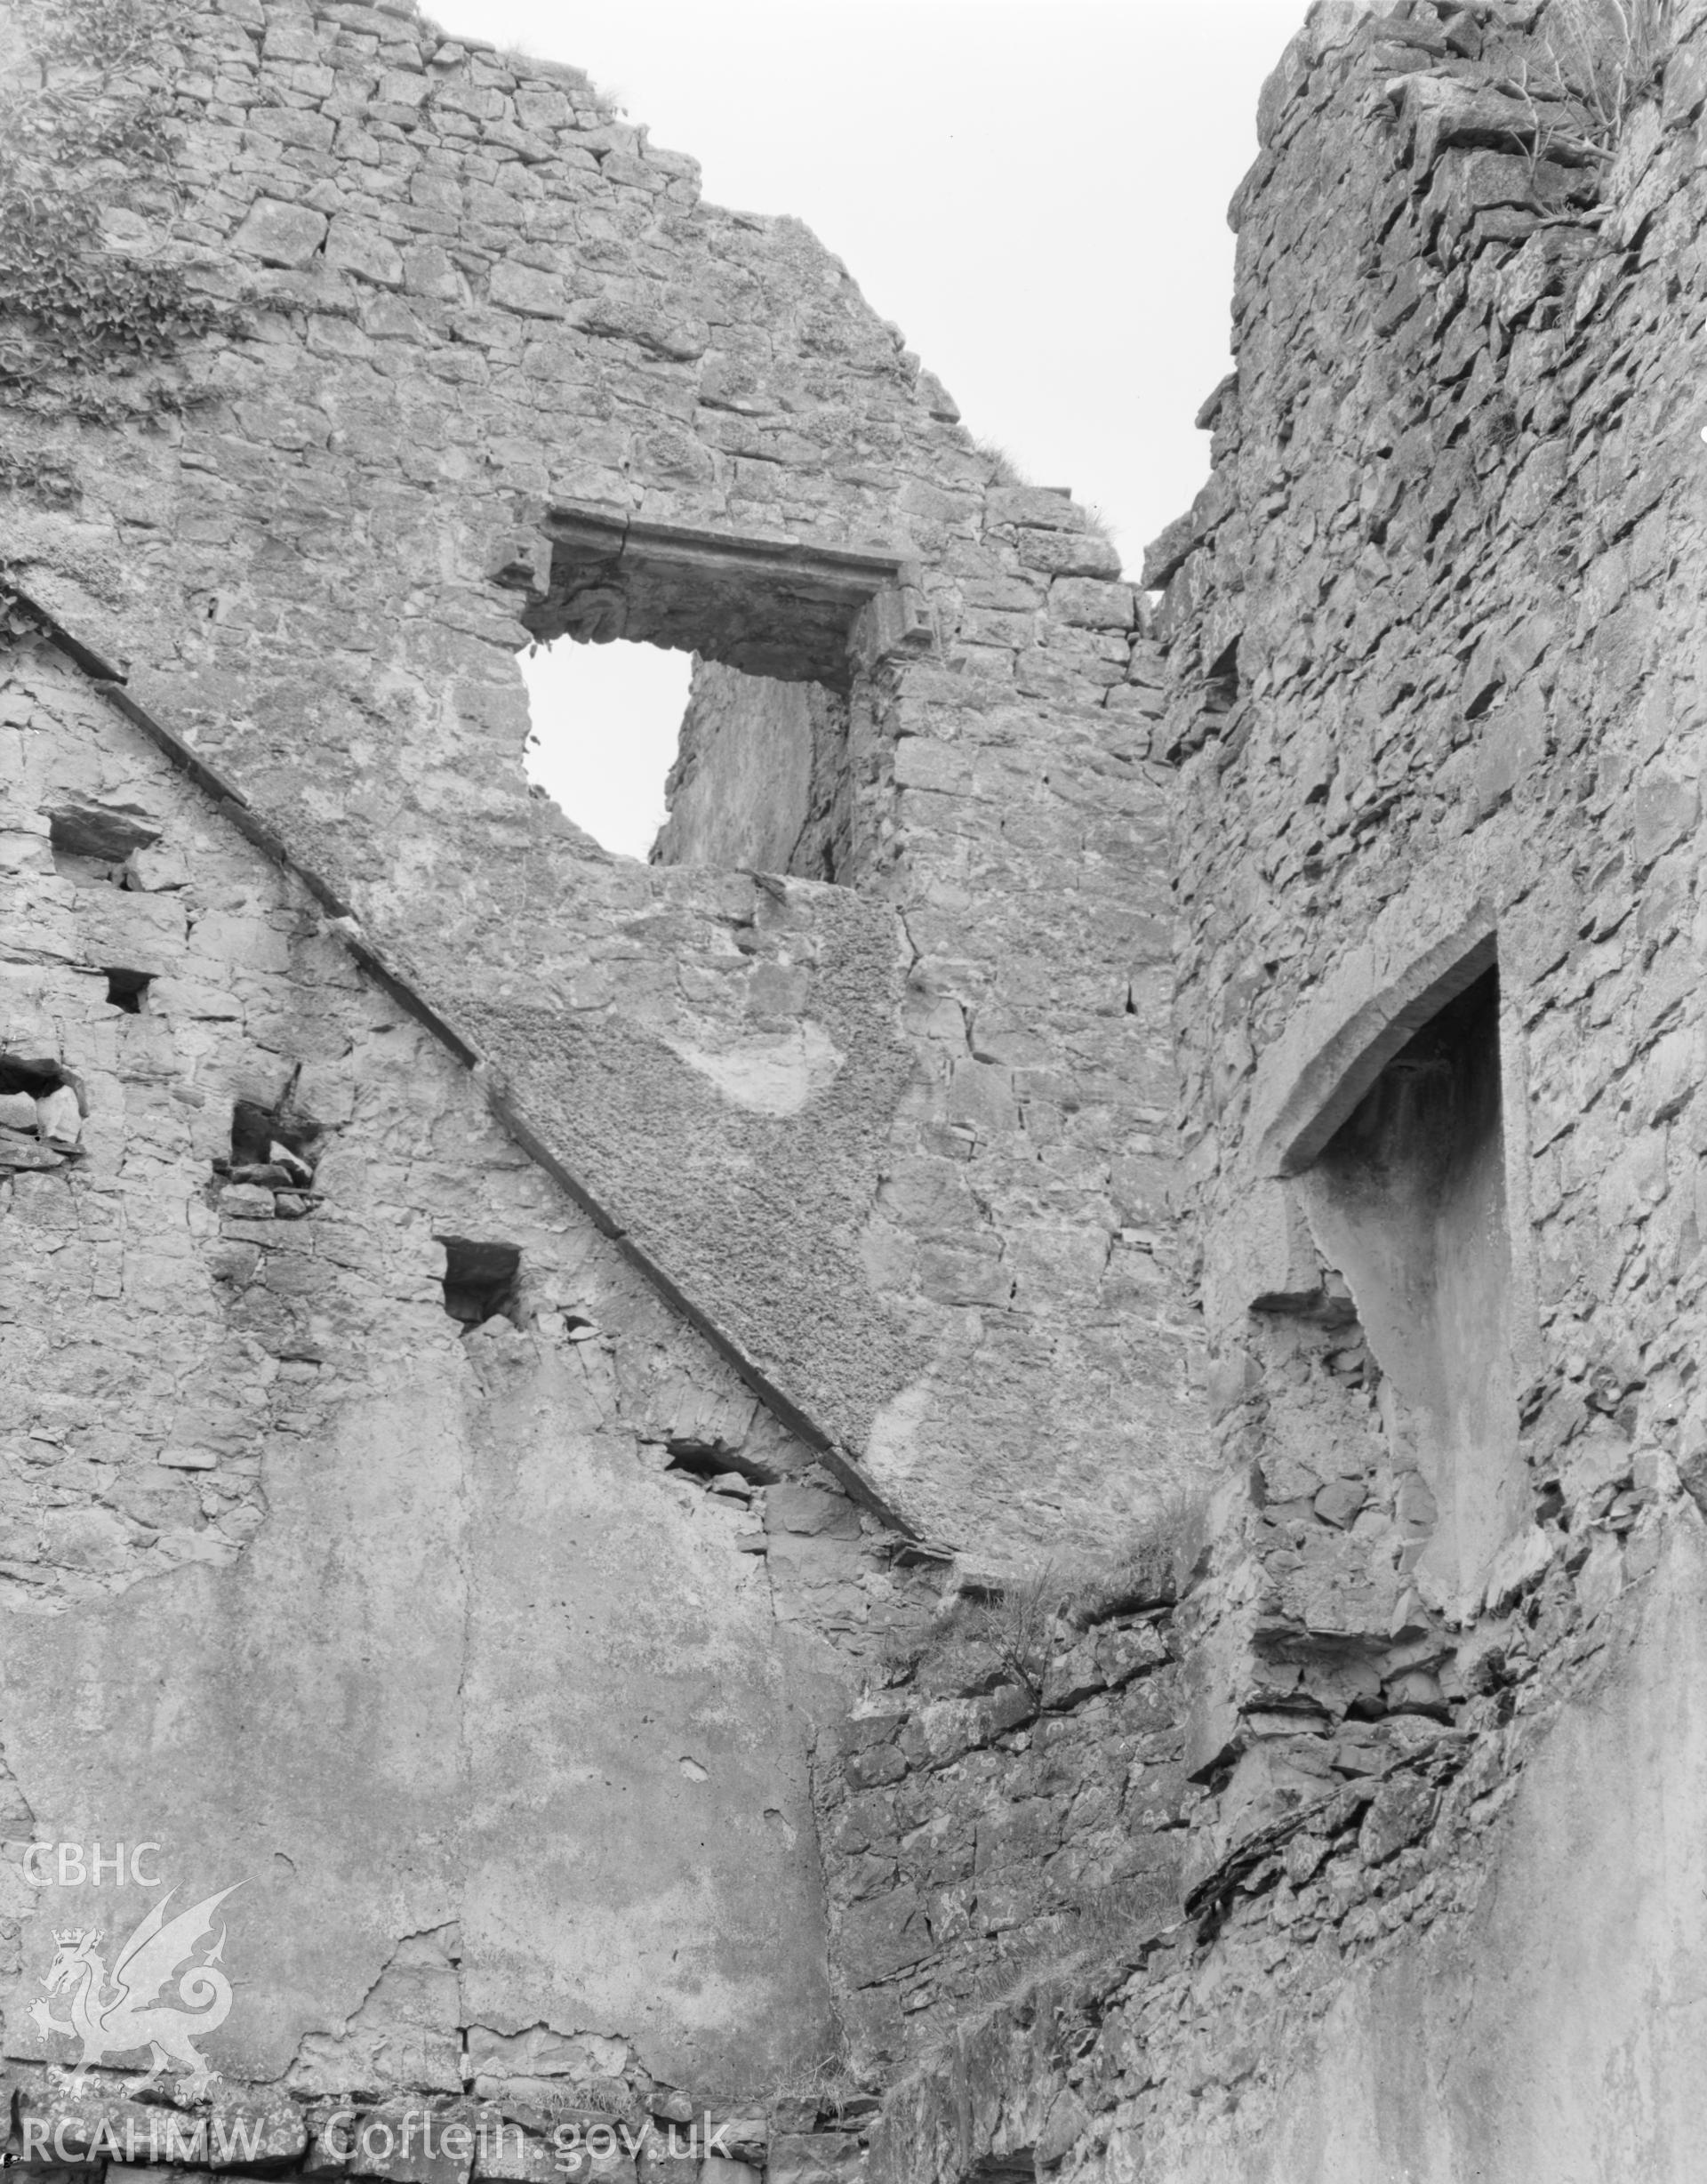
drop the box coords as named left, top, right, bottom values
left=437, top=1238, right=522, bottom=1331
left=228, top=1092, right=318, bottom=1179
left=105, top=968, right=151, bottom=1014
left=0, top=1055, right=84, bottom=1158
left=224, top=1096, right=320, bottom=1184
left=0, top=1056, right=64, bottom=1102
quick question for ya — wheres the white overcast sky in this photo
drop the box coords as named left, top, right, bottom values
left=424, top=0, right=1313, bottom=855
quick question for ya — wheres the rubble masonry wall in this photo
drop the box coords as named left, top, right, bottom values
left=0, top=0, right=1202, bottom=1556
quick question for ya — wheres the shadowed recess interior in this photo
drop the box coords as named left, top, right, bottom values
left=228, top=1096, right=319, bottom=1175
left=437, top=1237, right=522, bottom=1330
left=1294, top=964, right=1522, bottom=1598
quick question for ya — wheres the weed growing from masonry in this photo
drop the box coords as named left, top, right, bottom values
left=945, top=1482, right=1215, bottom=1698
left=1078, top=1477, right=1215, bottom=1613
left=978, top=1560, right=1058, bottom=1702
left=0, top=0, right=244, bottom=430
left=1544, top=0, right=1672, bottom=142
left=973, top=437, right=1034, bottom=488
left=1507, top=0, right=1675, bottom=167
left=757, top=2036, right=870, bottom=2114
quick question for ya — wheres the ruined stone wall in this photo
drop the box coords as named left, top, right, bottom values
left=862, top=3, right=1707, bottom=2178
left=816, top=1562, right=1188, bottom=2084
left=0, top=0, right=1223, bottom=2163
left=0, top=0, right=1200, bottom=1559
left=0, top=615, right=915, bottom=2116
left=1163, top=0, right=1707, bottom=1883
left=31, top=0, right=1707, bottom=2172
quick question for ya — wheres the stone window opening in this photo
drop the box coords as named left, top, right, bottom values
left=104, top=968, right=151, bottom=1014
left=1286, top=955, right=1522, bottom=1609
left=521, top=636, right=693, bottom=860
left=498, top=510, right=926, bottom=879
left=437, top=1238, right=523, bottom=1333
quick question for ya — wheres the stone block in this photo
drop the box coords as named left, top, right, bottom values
left=207, top=2093, right=310, bottom=2169
left=1200, top=1179, right=1319, bottom=1331
left=1036, top=2089, right=1091, bottom=2168
left=700, top=2162, right=760, bottom=2184
left=515, top=89, right=571, bottom=130
left=491, top=261, right=566, bottom=317
left=1314, top=1478, right=1366, bottom=1529
left=986, top=486, right=1085, bottom=533
left=1092, top=1620, right=1168, bottom=1686
left=984, top=1682, right=1035, bottom=1736
left=1018, top=530, right=1122, bottom=580
left=469, top=2118, right=559, bottom=2184
left=76, top=885, right=188, bottom=973
left=843, top=1743, right=907, bottom=1790
left=1048, top=578, right=1134, bottom=630
left=1041, top=1644, right=1103, bottom=1710
left=230, top=197, right=329, bottom=268
left=261, top=17, right=321, bottom=60
left=35, top=1085, right=80, bottom=1149
left=325, top=217, right=405, bottom=287
left=220, top=1182, right=276, bottom=1219
left=1471, top=686, right=1547, bottom=818
left=0, top=1128, right=63, bottom=1170
left=765, top=1485, right=860, bottom=1538
left=125, top=841, right=191, bottom=890
left=1559, top=1420, right=1636, bottom=1512
left=766, top=2136, right=863, bottom=2184
left=899, top=1698, right=982, bottom=1769
left=377, top=68, right=431, bottom=107
left=1480, top=1522, right=1555, bottom=1615
left=837, top=1706, right=907, bottom=1754
left=12, top=2091, right=301, bottom=2171
left=348, top=2103, right=479, bottom=2184
left=1634, top=770, right=1701, bottom=870
left=892, top=737, right=972, bottom=795
left=405, top=245, right=465, bottom=301
left=1358, top=1775, right=1436, bottom=1865
left=637, top=2150, right=697, bottom=2184
left=836, top=1890, right=931, bottom=1985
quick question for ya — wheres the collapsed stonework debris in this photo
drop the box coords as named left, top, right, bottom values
left=4, top=0, right=1707, bottom=2177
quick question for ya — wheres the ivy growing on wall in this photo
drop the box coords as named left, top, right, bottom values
left=0, top=0, right=243, bottom=426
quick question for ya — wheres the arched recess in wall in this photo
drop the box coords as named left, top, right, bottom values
left=1253, top=919, right=1529, bottom=1610
left=497, top=513, right=931, bottom=878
